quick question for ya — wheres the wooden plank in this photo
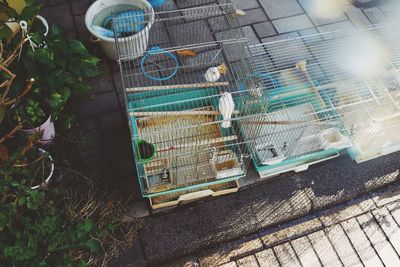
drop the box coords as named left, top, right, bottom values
left=308, top=230, right=343, bottom=267
left=236, top=255, right=259, bottom=267
left=255, top=249, right=280, bottom=267
left=372, top=207, right=400, bottom=256
left=341, top=218, right=384, bottom=267
left=290, top=236, right=322, bottom=267
left=320, top=198, right=376, bottom=227
left=372, top=187, right=400, bottom=207
left=220, top=262, right=238, bottom=267
left=357, top=213, right=400, bottom=266
left=273, top=243, right=302, bottom=267
left=126, top=81, right=230, bottom=92
left=387, top=201, right=400, bottom=226
left=325, top=224, right=363, bottom=267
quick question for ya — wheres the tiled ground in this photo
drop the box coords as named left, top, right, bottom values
left=170, top=183, right=400, bottom=267
left=39, top=0, right=400, bottom=265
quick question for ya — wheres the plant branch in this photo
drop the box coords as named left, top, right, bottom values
left=0, top=124, right=22, bottom=144
left=3, top=36, right=29, bottom=68
left=4, top=78, right=34, bottom=105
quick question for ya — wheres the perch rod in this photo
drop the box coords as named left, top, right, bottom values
left=296, top=60, right=326, bottom=108
left=126, top=82, right=230, bottom=93
left=242, top=120, right=340, bottom=125
left=130, top=110, right=240, bottom=117
left=157, top=135, right=238, bottom=153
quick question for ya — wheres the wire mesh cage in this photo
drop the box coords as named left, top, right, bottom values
left=240, top=23, right=400, bottom=177
left=112, top=2, right=265, bottom=199
left=345, top=24, right=400, bottom=162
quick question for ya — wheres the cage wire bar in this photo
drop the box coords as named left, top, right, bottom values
left=113, top=2, right=265, bottom=206
left=240, top=23, right=400, bottom=178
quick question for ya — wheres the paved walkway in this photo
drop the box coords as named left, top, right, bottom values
left=168, top=183, right=400, bottom=267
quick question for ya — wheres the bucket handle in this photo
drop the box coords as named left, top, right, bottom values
left=89, top=35, right=101, bottom=43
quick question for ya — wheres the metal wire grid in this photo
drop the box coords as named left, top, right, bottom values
left=241, top=24, right=400, bottom=165
left=113, top=1, right=242, bottom=60
left=112, top=3, right=267, bottom=195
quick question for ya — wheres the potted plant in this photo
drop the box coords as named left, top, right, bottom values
left=2, top=2, right=101, bottom=143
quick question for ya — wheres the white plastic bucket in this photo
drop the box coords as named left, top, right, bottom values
left=85, top=0, right=155, bottom=60
left=22, top=115, right=55, bottom=145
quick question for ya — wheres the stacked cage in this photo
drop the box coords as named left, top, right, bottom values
left=113, top=2, right=264, bottom=209
left=344, top=24, right=400, bottom=162
left=240, top=24, right=400, bottom=178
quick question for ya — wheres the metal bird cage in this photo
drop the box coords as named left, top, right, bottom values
left=240, top=23, right=400, bottom=178
left=113, top=2, right=264, bottom=208
left=345, top=24, right=400, bottom=162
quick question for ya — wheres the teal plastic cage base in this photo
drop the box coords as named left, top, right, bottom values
left=128, top=86, right=248, bottom=198
left=254, top=149, right=342, bottom=179
left=348, top=142, right=400, bottom=163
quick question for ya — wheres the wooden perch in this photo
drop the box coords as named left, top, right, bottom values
left=126, top=82, right=229, bottom=93
left=157, top=135, right=238, bottom=153
left=130, top=110, right=240, bottom=117
left=296, top=60, right=326, bottom=108
left=242, top=120, right=338, bottom=126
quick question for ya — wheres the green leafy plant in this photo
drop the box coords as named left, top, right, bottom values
left=2, top=1, right=101, bottom=128
left=1, top=2, right=142, bottom=266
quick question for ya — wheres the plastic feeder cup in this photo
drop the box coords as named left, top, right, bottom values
left=137, top=140, right=156, bottom=162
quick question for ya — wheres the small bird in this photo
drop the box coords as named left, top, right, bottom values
left=219, top=91, right=235, bottom=128
left=205, top=64, right=227, bottom=83
left=176, top=49, right=197, bottom=57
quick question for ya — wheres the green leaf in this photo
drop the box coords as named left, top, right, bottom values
left=33, top=49, right=55, bottom=68
left=19, top=4, right=39, bottom=23
left=69, top=57, right=102, bottom=78
left=76, top=219, right=94, bottom=238
left=48, top=25, right=63, bottom=38
left=84, top=239, right=101, bottom=254
left=47, top=70, right=64, bottom=89
left=68, top=39, right=89, bottom=56
left=49, top=36, right=69, bottom=54
left=48, top=88, right=71, bottom=110
left=0, top=3, right=18, bottom=18
left=17, top=196, right=26, bottom=206
left=27, top=191, right=45, bottom=210
left=0, top=24, right=13, bottom=41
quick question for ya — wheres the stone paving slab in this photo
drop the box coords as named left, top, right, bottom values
left=298, top=0, right=348, bottom=26
left=236, top=255, right=259, bottom=267
left=260, top=217, right=322, bottom=247
left=357, top=213, right=400, bottom=266
left=272, top=14, right=314, bottom=33
left=273, top=242, right=302, bottom=267
left=341, top=217, right=384, bottom=267
left=254, top=249, right=280, bottom=267
left=308, top=230, right=343, bottom=267
left=290, top=236, right=321, bottom=267
left=253, top=21, right=277, bottom=38
left=372, top=207, right=400, bottom=255
left=324, top=224, right=363, bottom=267
left=198, top=234, right=263, bottom=266
left=259, top=0, right=304, bottom=20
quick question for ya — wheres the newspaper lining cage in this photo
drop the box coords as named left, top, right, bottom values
left=240, top=23, right=400, bottom=178
left=112, top=2, right=264, bottom=205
